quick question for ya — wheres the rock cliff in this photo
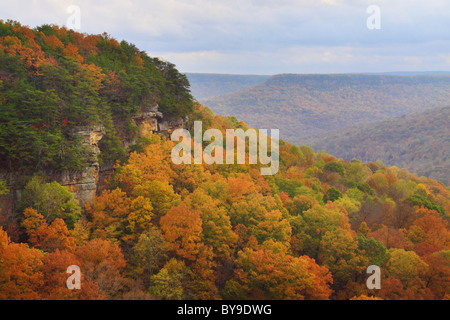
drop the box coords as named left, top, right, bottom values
left=0, top=106, right=187, bottom=214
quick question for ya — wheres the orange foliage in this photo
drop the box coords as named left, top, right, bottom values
left=369, top=225, right=413, bottom=250
left=21, top=207, right=77, bottom=252
left=160, top=203, right=203, bottom=261
left=110, top=140, right=176, bottom=194
left=41, top=249, right=104, bottom=299
left=234, top=243, right=333, bottom=300
left=63, top=43, right=84, bottom=63
left=44, top=34, right=64, bottom=50
left=135, top=54, right=144, bottom=67
left=81, top=63, right=106, bottom=90
left=0, top=228, right=44, bottom=299
left=75, top=239, right=126, bottom=298
left=88, top=188, right=153, bottom=242
left=407, top=212, right=450, bottom=256
left=0, top=36, right=48, bottom=73
left=70, top=32, right=99, bottom=57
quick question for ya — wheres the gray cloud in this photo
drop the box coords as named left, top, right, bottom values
left=1, top=0, right=449, bottom=73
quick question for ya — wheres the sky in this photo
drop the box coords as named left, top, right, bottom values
left=2, top=0, right=450, bottom=74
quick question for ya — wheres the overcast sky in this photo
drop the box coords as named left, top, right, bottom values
left=2, top=0, right=450, bottom=74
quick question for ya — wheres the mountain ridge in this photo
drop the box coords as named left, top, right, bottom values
left=200, top=73, right=450, bottom=144
left=308, top=106, right=450, bottom=185
left=186, top=72, right=270, bottom=99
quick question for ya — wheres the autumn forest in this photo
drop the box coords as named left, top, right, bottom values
left=0, top=20, right=449, bottom=301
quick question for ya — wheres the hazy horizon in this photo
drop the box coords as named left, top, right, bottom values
left=185, top=71, right=450, bottom=76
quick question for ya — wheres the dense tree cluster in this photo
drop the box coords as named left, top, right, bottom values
left=0, top=22, right=448, bottom=300
left=1, top=104, right=448, bottom=300
left=309, top=106, right=450, bottom=185
left=0, top=20, right=193, bottom=171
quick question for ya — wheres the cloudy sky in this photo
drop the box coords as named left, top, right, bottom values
left=2, top=0, right=450, bottom=74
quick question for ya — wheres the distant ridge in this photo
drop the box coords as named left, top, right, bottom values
left=308, top=106, right=450, bottom=185
left=200, top=73, right=450, bottom=146
left=186, top=73, right=270, bottom=99
left=362, top=71, right=450, bottom=76
left=186, top=71, right=450, bottom=99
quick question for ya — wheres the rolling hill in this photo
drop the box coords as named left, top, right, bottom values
left=308, top=106, right=450, bottom=185
left=200, top=74, right=450, bottom=146
left=186, top=73, right=270, bottom=99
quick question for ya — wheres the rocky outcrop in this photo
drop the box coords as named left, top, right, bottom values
left=131, top=105, right=187, bottom=136
left=131, top=107, right=163, bottom=137
left=0, top=126, right=105, bottom=213
left=70, top=125, right=105, bottom=155
left=0, top=106, right=188, bottom=214
left=61, top=126, right=106, bottom=205
left=158, top=119, right=186, bottom=133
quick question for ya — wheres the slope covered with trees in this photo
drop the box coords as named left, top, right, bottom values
left=308, top=107, right=450, bottom=186
left=201, top=74, right=450, bottom=146
left=0, top=22, right=449, bottom=301
left=1, top=102, right=449, bottom=300
left=0, top=20, right=193, bottom=171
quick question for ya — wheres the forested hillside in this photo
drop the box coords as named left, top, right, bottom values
left=0, top=22, right=449, bottom=301
left=0, top=20, right=193, bottom=171
left=1, top=103, right=449, bottom=300
left=186, top=73, right=269, bottom=100
left=309, top=107, right=450, bottom=186
left=201, top=74, right=450, bottom=146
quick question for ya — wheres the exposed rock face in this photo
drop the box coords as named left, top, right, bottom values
left=131, top=106, right=187, bottom=136
left=62, top=126, right=106, bottom=205
left=0, top=126, right=105, bottom=213
left=0, top=106, right=188, bottom=214
left=71, top=126, right=105, bottom=154
left=158, top=119, right=186, bottom=133
left=131, top=109, right=163, bottom=137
